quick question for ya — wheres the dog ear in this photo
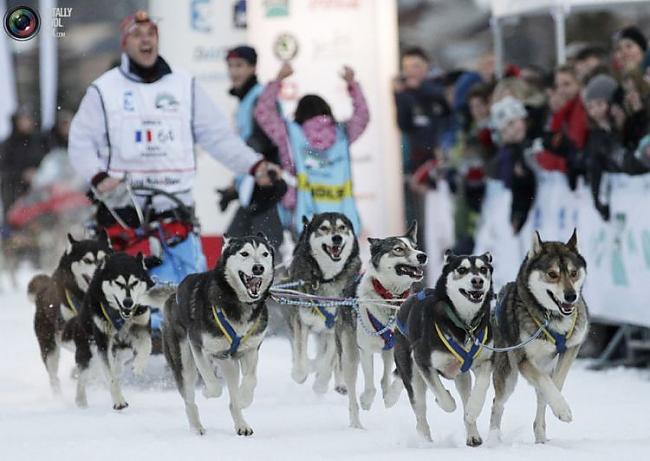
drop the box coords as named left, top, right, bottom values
left=566, top=228, right=579, bottom=252
left=221, top=236, right=231, bottom=251
left=302, top=215, right=310, bottom=228
left=256, top=232, right=269, bottom=243
left=443, top=249, right=454, bottom=265
left=367, top=237, right=380, bottom=247
left=136, top=252, right=147, bottom=270
left=65, top=233, right=77, bottom=254
left=482, top=251, right=493, bottom=264
left=144, top=271, right=155, bottom=289
left=404, top=220, right=418, bottom=244
left=528, top=231, right=543, bottom=258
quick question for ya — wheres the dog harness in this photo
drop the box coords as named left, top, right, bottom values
left=64, top=289, right=82, bottom=316
left=435, top=322, right=489, bottom=373
left=100, top=303, right=125, bottom=330
left=311, top=305, right=337, bottom=329
left=529, top=309, right=578, bottom=354
left=366, top=310, right=396, bottom=350
left=211, top=306, right=261, bottom=356
left=364, top=278, right=411, bottom=349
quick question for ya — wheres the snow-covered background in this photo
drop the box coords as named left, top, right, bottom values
left=1, top=269, right=649, bottom=461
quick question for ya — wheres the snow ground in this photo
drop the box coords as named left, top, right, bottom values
left=1, top=270, right=650, bottom=461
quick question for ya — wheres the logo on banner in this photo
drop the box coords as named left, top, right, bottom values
left=123, top=91, right=135, bottom=112
left=274, top=33, right=299, bottom=61
left=190, top=0, right=213, bottom=33
left=265, top=0, right=289, bottom=17
left=135, top=129, right=154, bottom=144
left=155, top=92, right=179, bottom=111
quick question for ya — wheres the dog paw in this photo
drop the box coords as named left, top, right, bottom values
left=350, top=418, right=364, bottom=430
left=550, top=398, right=572, bottom=422
left=535, top=435, right=549, bottom=444
left=435, top=390, right=456, bottom=413
left=334, top=385, right=348, bottom=395
left=236, top=424, right=254, bottom=436
left=202, top=383, right=223, bottom=399
left=113, top=401, right=129, bottom=411
left=383, top=387, right=402, bottom=408
left=466, top=435, right=483, bottom=447
left=360, top=388, right=376, bottom=411
left=193, top=426, right=206, bottom=436
left=486, top=429, right=502, bottom=445
left=75, top=396, right=88, bottom=409
left=132, top=363, right=147, bottom=376
left=291, top=368, right=308, bottom=384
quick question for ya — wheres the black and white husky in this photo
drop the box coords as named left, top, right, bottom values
left=337, top=221, right=426, bottom=428
left=162, top=235, right=275, bottom=436
left=394, top=251, right=494, bottom=446
left=285, top=213, right=361, bottom=394
left=490, top=230, right=589, bottom=444
left=73, top=252, right=154, bottom=409
left=27, top=232, right=112, bottom=393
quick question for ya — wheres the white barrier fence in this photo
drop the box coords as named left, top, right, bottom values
left=472, top=171, right=650, bottom=328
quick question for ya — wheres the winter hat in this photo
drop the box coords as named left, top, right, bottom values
left=614, top=26, right=648, bottom=52
left=490, top=96, right=527, bottom=131
left=120, top=11, right=158, bottom=48
left=226, top=45, right=258, bottom=66
left=584, top=74, right=619, bottom=103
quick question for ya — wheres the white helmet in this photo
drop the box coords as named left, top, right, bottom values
left=490, top=96, right=527, bottom=131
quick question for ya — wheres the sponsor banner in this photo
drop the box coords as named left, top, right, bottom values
left=247, top=0, right=403, bottom=239
left=150, top=0, right=246, bottom=234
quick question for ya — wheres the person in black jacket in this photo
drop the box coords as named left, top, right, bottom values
left=393, top=47, right=450, bottom=241
left=0, top=107, right=46, bottom=221
left=219, top=46, right=286, bottom=251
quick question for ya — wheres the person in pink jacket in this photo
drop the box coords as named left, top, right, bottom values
left=254, top=62, right=370, bottom=234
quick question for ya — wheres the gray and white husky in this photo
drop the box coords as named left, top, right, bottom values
left=394, top=250, right=494, bottom=446
left=73, top=252, right=154, bottom=410
left=162, top=235, right=275, bottom=436
left=490, top=230, right=589, bottom=444
left=285, top=213, right=361, bottom=394
left=337, top=222, right=427, bottom=429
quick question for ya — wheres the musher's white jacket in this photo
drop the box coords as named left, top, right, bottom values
left=69, top=53, right=262, bottom=210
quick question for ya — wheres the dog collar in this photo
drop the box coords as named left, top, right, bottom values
left=371, top=278, right=410, bottom=300
left=64, top=289, right=82, bottom=316
left=211, top=306, right=261, bottom=356
left=435, top=322, right=488, bottom=373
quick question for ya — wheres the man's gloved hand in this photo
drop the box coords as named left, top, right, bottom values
left=216, top=186, right=239, bottom=212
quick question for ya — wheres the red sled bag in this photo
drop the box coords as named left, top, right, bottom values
left=104, top=220, right=192, bottom=257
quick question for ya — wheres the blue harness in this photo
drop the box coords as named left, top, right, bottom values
left=366, top=310, right=395, bottom=350
left=312, top=305, right=337, bottom=329
left=212, top=306, right=262, bottom=356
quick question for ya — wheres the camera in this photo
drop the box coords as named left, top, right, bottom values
left=4, top=6, right=40, bottom=41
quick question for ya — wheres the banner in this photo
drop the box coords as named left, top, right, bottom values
left=581, top=173, right=650, bottom=328
left=0, top=0, right=17, bottom=141
left=150, top=0, right=247, bottom=235
left=246, top=0, right=404, bottom=239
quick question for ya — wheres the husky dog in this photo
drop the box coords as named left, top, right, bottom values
left=393, top=250, right=494, bottom=446
left=337, top=221, right=427, bottom=429
left=73, top=252, right=154, bottom=409
left=27, top=232, right=112, bottom=393
left=285, top=213, right=361, bottom=394
left=490, top=230, right=589, bottom=444
left=163, top=235, right=274, bottom=436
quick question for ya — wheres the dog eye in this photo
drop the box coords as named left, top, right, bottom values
left=479, top=267, right=488, bottom=275
left=393, top=247, right=404, bottom=253
left=262, top=252, right=269, bottom=258
left=338, top=225, right=346, bottom=232
left=319, top=226, right=329, bottom=232
left=83, top=258, right=92, bottom=264
left=240, top=251, right=249, bottom=257
left=569, top=270, right=578, bottom=278
left=547, top=271, right=559, bottom=280
left=457, top=267, right=467, bottom=275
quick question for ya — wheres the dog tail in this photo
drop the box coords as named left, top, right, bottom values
left=27, top=274, right=52, bottom=304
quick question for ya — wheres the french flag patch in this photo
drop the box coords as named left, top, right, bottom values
left=135, top=130, right=153, bottom=143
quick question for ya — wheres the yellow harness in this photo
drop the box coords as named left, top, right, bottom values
left=64, top=289, right=80, bottom=315
left=435, top=323, right=489, bottom=373
left=529, top=309, right=578, bottom=354
left=211, top=306, right=262, bottom=356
